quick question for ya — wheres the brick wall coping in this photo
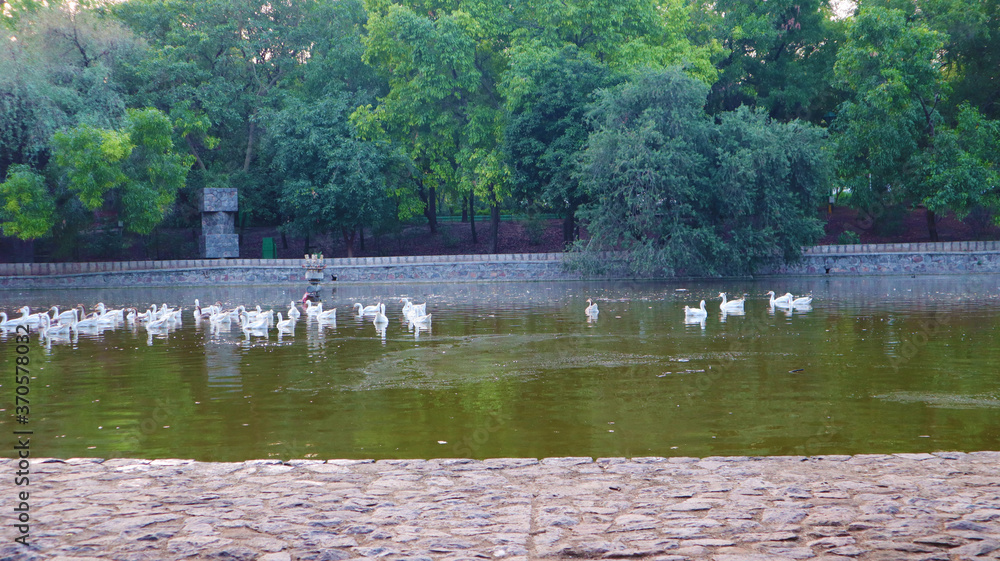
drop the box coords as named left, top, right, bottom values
left=802, top=240, right=1000, bottom=254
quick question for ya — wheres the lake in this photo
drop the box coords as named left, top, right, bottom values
left=1, top=276, right=998, bottom=461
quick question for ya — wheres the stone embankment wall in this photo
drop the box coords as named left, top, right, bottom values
left=2, top=241, right=1000, bottom=289
left=767, top=240, right=1000, bottom=276
left=0, top=253, right=573, bottom=289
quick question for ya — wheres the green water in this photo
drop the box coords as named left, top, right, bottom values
left=1, top=277, right=998, bottom=461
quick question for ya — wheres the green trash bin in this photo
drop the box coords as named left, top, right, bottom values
left=262, top=237, right=276, bottom=259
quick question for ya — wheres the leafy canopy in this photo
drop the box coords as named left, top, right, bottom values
left=576, top=69, right=829, bottom=276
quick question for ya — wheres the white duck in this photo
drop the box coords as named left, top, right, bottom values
left=585, top=298, right=599, bottom=316
left=766, top=291, right=793, bottom=308
left=684, top=300, right=708, bottom=319
left=718, top=292, right=745, bottom=312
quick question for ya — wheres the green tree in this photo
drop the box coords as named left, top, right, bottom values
left=354, top=2, right=501, bottom=247
left=0, top=165, right=55, bottom=239
left=0, top=2, right=140, bottom=179
left=870, top=0, right=1000, bottom=120
left=832, top=5, right=999, bottom=240
left=270, top=95, right=396, bottom=258
left=700, top=0, right=843, bottom=122
left=111, top=0, right=316, bottom=227
left=517, top=0, right=719, bottom=81
left=503, top=45, right=615, bottom=243
left=576, top=69, right=829, bottom=276
left=51, top=108, right=195, bottom=235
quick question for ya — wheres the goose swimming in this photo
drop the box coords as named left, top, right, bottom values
left=684, top=300, right=708, bottom=319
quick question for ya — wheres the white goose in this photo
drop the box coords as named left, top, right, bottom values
left=408, top=311, right=432, bottom=324
left=43, top=314, right=74, bottom=336
left=684, top=300, right=708, bottom=319
left=96, top=302, right=125, bottom=322
left=304, top=300, right=322, bottom=317
left=288, top=301, right=301, bottom=320
left=7, top=306, right=45, bottom=327
left=791, top=294, right=814, bottom=307
left=276, top=312, right=294, bottom=333
left=766, top=291, right=793, bottom=308
left=145, top=313, right=173, bottom=330
left=316, top=307, right=337, bottom=323
left=355, top=302, right=381, bottom=315
left=0, top=312, right=18, bottom=329
left=718, top=292, right=745, bottom=312
left=585, top=298, right=599, bottom=317
left=49, top=306, right=80, bottom=324
left=373, top=303, right=389, bottom=326
left=239, top=311, right=268, bottom=332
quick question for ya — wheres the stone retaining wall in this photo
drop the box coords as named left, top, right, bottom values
left=2, top=241, right=1000, bottom=289
left=767, top=244, right=1000, bottom=276
left=6, top=452, right=999, bottom=560
left=0, top=253, right=576, bottom=289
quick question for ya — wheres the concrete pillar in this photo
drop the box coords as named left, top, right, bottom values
left=200, top=188, right=239, bottom=258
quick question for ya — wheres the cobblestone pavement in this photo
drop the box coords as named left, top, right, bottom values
left=3, top=452, right=999, bottom=560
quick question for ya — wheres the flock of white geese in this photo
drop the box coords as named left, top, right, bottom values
left=1, top=291, right=811, bottom=340
left=0, top=297, right=432, bottom=339
left=682, top=290, right=813, bottom=323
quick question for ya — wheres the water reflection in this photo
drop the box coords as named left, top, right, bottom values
left=684, top=315, right=707, bottom=330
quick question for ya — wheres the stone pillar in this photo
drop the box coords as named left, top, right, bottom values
left=200, top=188, right=239, bottom=258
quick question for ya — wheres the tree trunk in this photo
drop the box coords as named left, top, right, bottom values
left=927, top=209, right=939, bottom=242
left=303, top=233, right=310, bottom=255
left=563, top=204, right=577, bottom=244
left=489, top=187, right=500, bottom=254
left=462, top=193, right=468, bottom=222
left=469, top=190, right=477, bottom=243
left=184, top=135, right=207, bottom=171
left=418, top=180, right=437, bottom=234
left=426, top=185, right=437, bottom=233
left=342, top=227, right=357, bottom=258
left=281, top=231, right=288, bottom=249
left=243, top=120, right=256, bottom=172
left=359, top=226, right=365, bottom=251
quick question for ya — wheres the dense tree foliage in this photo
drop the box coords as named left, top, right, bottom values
left=833, top=4, right=1000, bottom=240
left=1, top=0, right=998, bottom=273
left=576, top=70, right=829, bottom=276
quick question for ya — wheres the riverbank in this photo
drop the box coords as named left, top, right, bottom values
left=6, top=452, right=999, bottom=560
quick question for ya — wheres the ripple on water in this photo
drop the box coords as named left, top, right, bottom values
left=875, top=391, right=1000, bottom=409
